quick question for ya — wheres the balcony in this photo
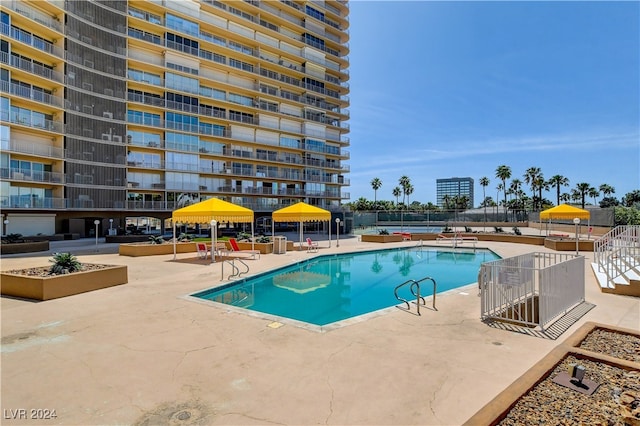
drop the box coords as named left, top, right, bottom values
left=1, top=80, right=63, bottom=107
left=0, top=138, right=63, bottom=158
left=0, top=51, right=63, bottom=83
left=0, top=195, right=67, bottom=209
left=3, top=114, right=63, bottom=133
left=0, top=22, right=64, bottom=58
left=6, top=0, right=64, bottom=33
left=1, top=168, right=63, bottom=184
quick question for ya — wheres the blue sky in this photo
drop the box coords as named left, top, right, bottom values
left=346, top=1, right=640, bottom=206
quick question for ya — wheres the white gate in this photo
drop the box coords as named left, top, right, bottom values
left=480, top=252, right=584, bottom=330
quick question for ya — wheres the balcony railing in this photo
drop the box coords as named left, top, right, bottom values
left=1, top=80, right=63, bottom=107
left=0, top=51, right=63, bottom=83
left=1, top=167, right=64, bottom=184
left=0, top=22, right=64, bottom=58
left=7, top=0, right=64, bottom=33
left=2, top=114, right=63, bottom=133
left=0, top=138, right=64, bottom=158
left=1, top=196, right=67, bottom=209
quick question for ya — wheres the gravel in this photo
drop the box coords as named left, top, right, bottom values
left=5, top=264, right=111, bottom=277
left=498, top=328, right=640, bottom=425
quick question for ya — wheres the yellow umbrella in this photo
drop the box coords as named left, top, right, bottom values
left=171, top=198, right=254, bottom=260
left=272, top=202, right=331, bottom=248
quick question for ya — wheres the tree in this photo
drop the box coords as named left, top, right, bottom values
left=495, top=165, right=511, bottom=220
left=370, top=178, right=382, bottom=208
left=600, top=197, right=619, bottom=208
left=479, top=176, right=490, bottom=225
left=392, top=186, right=401, bottom=206
left=524, top=167, right=541, bottom=210
left=588, top=187, right=599, bottom=206
left=599, top=184, right=615, bottom=197
left=496, top=183, right=504, bottom=219
left=548, top=175, right=569, bottom=206
left=622, top=190, right=640, bottom=207
left=534, top=175, right=548, bottom=210
left=574, top=182, right=591, bottom=208
left=399, top=176, right=411, bottom=207
left=405, top=183, right=414, bottom=207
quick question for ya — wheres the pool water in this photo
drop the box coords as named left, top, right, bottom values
left=191, top=247, right=500, bottom=327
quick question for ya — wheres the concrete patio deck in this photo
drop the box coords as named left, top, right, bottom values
left=1, top=231, right=638, bottom=425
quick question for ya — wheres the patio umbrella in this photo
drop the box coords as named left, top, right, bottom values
left=272, top=202, right=331, bottom=249
left=171, top=198, right=254, bottom=260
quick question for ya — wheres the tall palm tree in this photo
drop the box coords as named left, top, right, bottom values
left=370, top=178, right=382, bottom=209
left=523, top=167, right=541, bottom=209
left=495, top=165, right=511, bottom=221
left=405, top=183, right=414, bottom=208
left=510, top=179, right=523, bottom=220
left=392, top=186, right=401, bottom=207
left=574, top=182, right=591, bottom=208
left=442, top=194, right=451, bottom=210
left=496, top=183, right=504, bottom=220
left=588, top=187, right=599, bottom=205
left=534, top=175, right=548, bottom=210
left=399, top=175, right=411, bottom=208
left=479, top=176, right=490, bottom=226
left=547, top=175, right=569, bottom=206
left=560, top=192, right=571, bottom=203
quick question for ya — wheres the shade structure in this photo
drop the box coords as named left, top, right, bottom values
left=172, top=197, right=254, bottom=224
left=171, top=198, right=254, bottom=260
left=271, top=202, right=331, bottom=248
left=539, top=204, right=590, bottom=220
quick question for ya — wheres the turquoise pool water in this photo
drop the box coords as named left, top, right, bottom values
left=191, top=247, right=500, bottom=326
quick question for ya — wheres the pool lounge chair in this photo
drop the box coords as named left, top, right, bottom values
left=196, top=242, right=211, bottom=259
left=306, top=237, right=319, bottom=252
left=228, top=238, right=261, bottom=259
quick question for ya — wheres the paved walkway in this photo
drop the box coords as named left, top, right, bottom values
left=1, top=231, right=638, bottom=425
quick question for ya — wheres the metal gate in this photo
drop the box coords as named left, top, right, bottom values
left=479, top=252, right=584, bottom=330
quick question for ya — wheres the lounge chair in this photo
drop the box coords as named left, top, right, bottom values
left=306, top=237, right=319, bottom=252
left=196, top=242, right=211, bottom=259
left=228, top=238, right=261, bottom=259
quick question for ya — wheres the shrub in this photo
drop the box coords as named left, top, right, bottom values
left=2, top=233, right=24, bottom=244
left=464, top=226, right=472, bottom=233
left=443, top=224, right=452, bottom=233
left=494, top=226, right=504, bottom=233
left=255, top=236, right=271, bottom=243
left=512, top=226, right=522, bottom=235
left=177, top=233, right=193, bottom=242
left=378, top=229, right=389, bottom=235
left=49, top=252, right=83, bottom=275
left=148, top=235, right=165, bottom=244
left=237, top=232, right=252, bottom=241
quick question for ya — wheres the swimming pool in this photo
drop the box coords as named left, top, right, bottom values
left=191, top=247, right=500, bottom=327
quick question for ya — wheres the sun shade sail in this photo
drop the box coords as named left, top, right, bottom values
left=272, top=202, right=331, bottom=222
left=172, top=198, right=254, bottom=224
left=539, top=204, right=590, bottom=220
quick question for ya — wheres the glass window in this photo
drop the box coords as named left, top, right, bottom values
left=166, top=14, right=199, bottom=37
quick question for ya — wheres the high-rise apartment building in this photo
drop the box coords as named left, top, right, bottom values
left=1, top=0, right=350, bottom=236
left=436, top=177, right=474, bottom=209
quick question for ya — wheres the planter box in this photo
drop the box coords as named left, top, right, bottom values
left=1, top=265, right=128, bottom=300
left=0, top=241, right=49, bottom=255
left=119, top=242, right=197, bottom=257
left=361, top=234, right=403, bottom=243
left=234, top=241, right=273, bottom=255
left=544, top=238, right=594, bottom=251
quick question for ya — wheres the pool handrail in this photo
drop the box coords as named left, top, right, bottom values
left=394, top=276, right=437, bottom=315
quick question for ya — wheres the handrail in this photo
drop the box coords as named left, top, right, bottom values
left=594, top=225, right=640, bottom=288
left=221, top=258, right=250, bottom=280
left=394, top=276, right=437, bottom=315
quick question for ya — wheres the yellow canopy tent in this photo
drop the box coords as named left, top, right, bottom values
left=539, top=204, right=590, bottom=236
left=171, top=198, right=254, bottom=260
left=272, top=202, right=331, bottom=249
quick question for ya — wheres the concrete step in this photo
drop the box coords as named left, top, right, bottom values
left=590, top=263, right=615, bottom=289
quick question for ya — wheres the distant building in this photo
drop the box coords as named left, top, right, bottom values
left=436, top=177, right=474, bottom=208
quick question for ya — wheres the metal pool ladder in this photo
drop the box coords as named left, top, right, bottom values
left=221, top=258, right=249, bottom=280
left=394, top=276, right=437, bottom=315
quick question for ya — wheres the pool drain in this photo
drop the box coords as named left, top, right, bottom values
left=174, top=411, right=191, bottom=421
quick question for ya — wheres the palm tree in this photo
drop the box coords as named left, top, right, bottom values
left=574, top=182, right=591, bottom=208
left=588, top=187, right=599, bottom=206
left=405, top=183, right=414, bottom=208
left=599, top=184, right=615, bottom=197
left=370, top=178, right=382, bottom=209
left=547, top=175, right=569, bottom=206
left=523, top=167, right=541, bottom=209
left=399, top=175, right=411, bottom=207
left=442, top=194, right=451, bottom=210
left=479, top=176, right=490, bottom=227
left=495, top=165, right=511, bottom=221
left=392, top=186, right=401, bottom=207
left=534, top=175, right=548, bottom=211
left=496, top=183, right=504, bottom=220
left=560, top=192, right=571, bottom=203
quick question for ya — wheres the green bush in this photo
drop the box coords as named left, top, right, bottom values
left=237, top=232, right=252, bottom=241
left=177, top=233, right=193, bottom=242
left=378, top=229, right=389, bottom=235
left=255, top=236, right=271, bottom=243
left=2, top=233, right=24, bottom=243
left=512, top=226, right=521, bottom=235
left=148, top=235, right=165, bottom=244
left=494, top=226, right=504, bottom=233
left=49, top=252, right=83, bottom=275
